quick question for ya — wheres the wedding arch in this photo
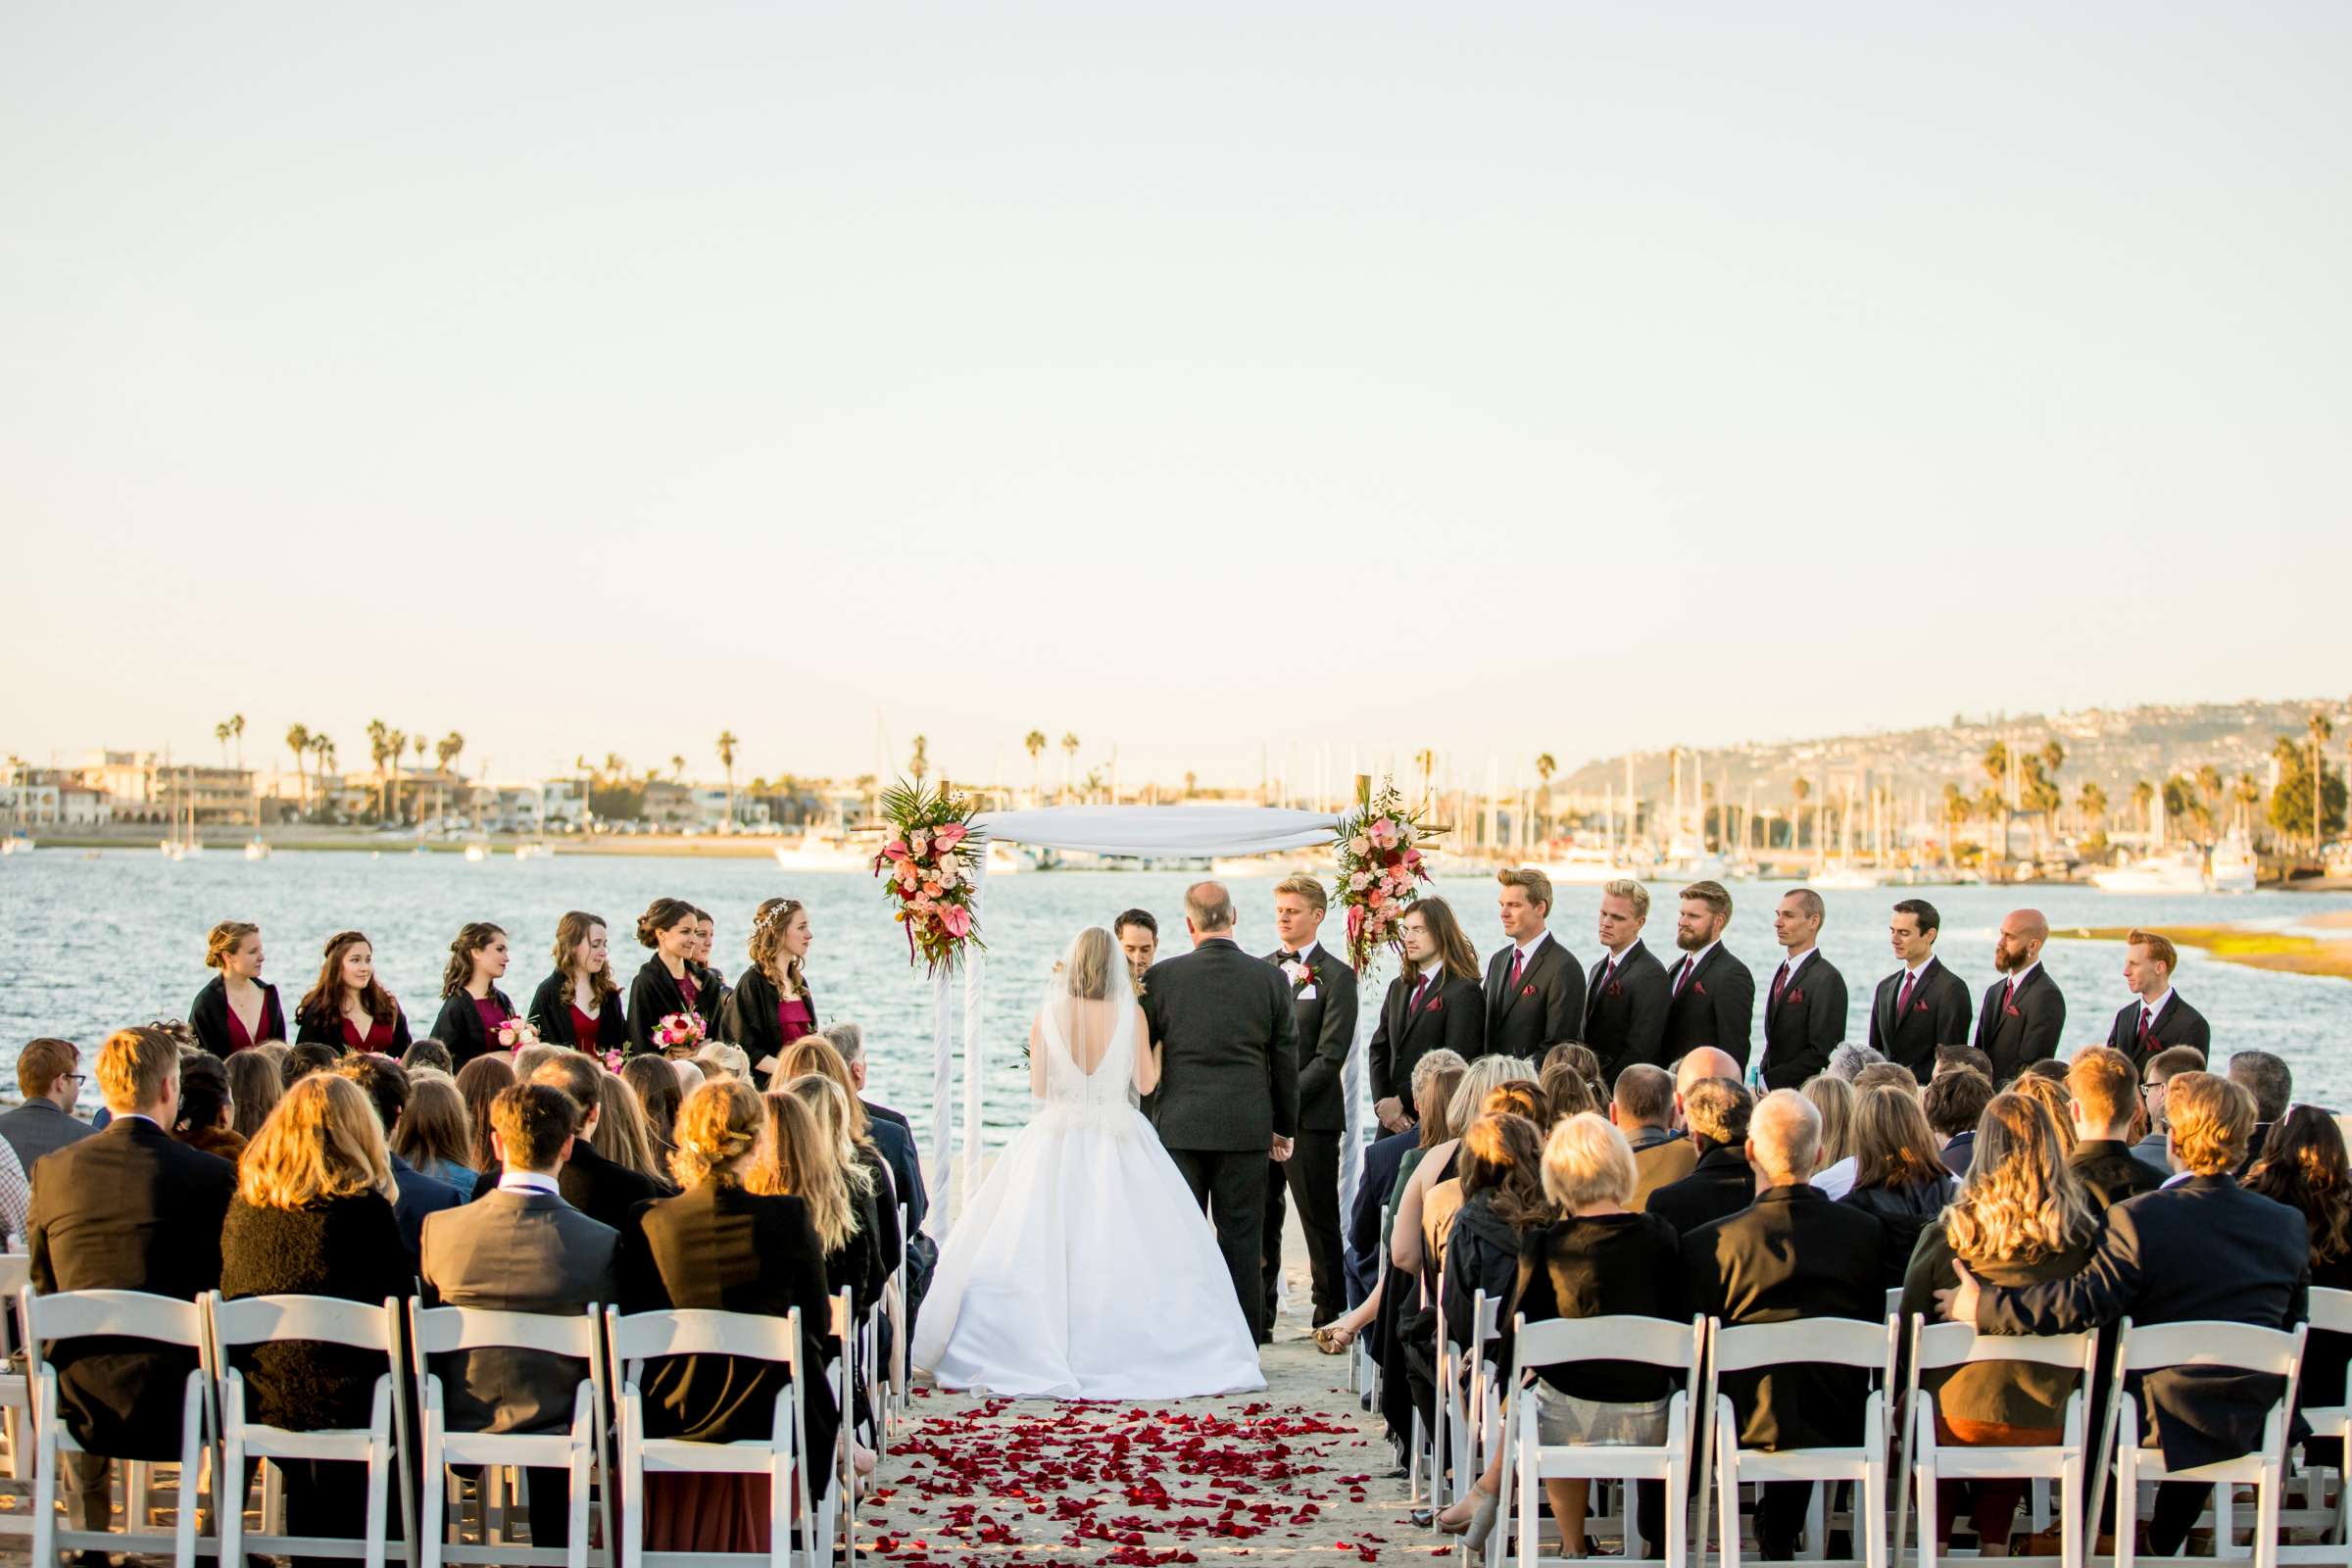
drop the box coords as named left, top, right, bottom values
left=916, top=805, right=1374, bottom=1236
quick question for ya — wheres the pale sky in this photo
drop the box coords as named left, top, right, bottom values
left=5, top=3, right=2347, bottom=788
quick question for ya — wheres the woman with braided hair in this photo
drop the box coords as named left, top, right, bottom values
left=717, top=897, right=819, bottom=1077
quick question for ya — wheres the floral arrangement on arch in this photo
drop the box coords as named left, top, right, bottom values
left=1332, top=780, right=1441, bottom=974
left=874, top=779, right=987, bottom=975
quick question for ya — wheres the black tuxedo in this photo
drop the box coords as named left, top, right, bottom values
left=1658, top=942, right=1758, bottom=1070
left=1972, top=963, right=2066, bottom=1084
left=525, top=972, right=630, bottom=1055
left=1868, top=956, right=1973, bottom=1082
left=1684, top=1184, right=1891, bottom=1559
left=471, top=1139, right=668, bottom=1233
left=1141, top=937, right=1300, bottom=1340
left=623, top=957, right=723, bottom=1057
left=1581, top=942, right=1671, bottom=1081
left=26, top=1119, right=237, bottom=1464
left=1260, top=942, right=1355, bottom=1329
left=2107, top=992, right=2212, bottom=1071
left=1642, top=1141, right=1754, bottom=1239
left=428, top=986, right=517, bottom=1070
left=1366, top=969, right=1484, bottom=1110
left=1483, top=933, right=1586, bottom=1061
left=1757, top=950, right=1848, bottom=1092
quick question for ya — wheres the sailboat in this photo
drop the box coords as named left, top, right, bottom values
left=2208, top=829, right=2257, bottom=894
left=2092, top=789, right=2207, bottom=893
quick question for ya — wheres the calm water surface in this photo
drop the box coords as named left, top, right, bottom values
left=4, top=850, right=2349, bottom=1138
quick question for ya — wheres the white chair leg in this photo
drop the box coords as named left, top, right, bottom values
left=1718, top=1424, right=1742, bottom=1568
left=30, top=1423, right=59, bottom=1568
left=1666, top=1451, right=1689, bottom=1568
left=2115, top=1442, right=2139, bottom=1568
left=768, top=1449, right=792, bottom=1568
left=2060, top=1452, right=2085, bottom=1568
left=2253, top=1462, right=2283, bottom=1568
left=568, top=1435, right=592, bottom=1568
left=1515, top=1433, right=1537, bottom=1568
left=364, top=1443, right=390, bottom=1568
left=222, top=1439, right=246, bottom=1568
left=618, top=1402, right=643, bottom=1568
left=1863, top=1466, right=1888, bottom=1568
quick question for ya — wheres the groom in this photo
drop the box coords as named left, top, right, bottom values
left=1142, top=880, right=1300, bottom=1346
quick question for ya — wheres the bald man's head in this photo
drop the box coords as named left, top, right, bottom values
left=1994, top=907, right=2049, bottom=975
left=1746, top=1090, right=1823, bottom=1185
left=1676, top=1048, right=1740, bottom=1094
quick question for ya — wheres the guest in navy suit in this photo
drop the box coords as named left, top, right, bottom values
left=1367, top=898, right=1485, bottom=1135
left=1757, top=889, right=1848, bottom=1092
left=1971, top=908, right=2066, bottom=1084
left=1869, top=900, right=1973, bottom=1082
left=527, top=910, right=630, bottom=1057
left=294, top=930, right=413, bottom=1055
left=2107, top=929, right=2212, bottom=1069
left=1583, top=880, right=1672, bottom=1082
left=1658, top=881, right=1756, bottom=1070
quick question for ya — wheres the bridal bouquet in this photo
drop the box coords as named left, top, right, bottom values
left=651, top=1010, right=706, bottom=1055
left=495, top=1016, right=540, bottom=1052
left=1332, top=780, right=1442, bottom=974
left=874, top=778, right=988, bottom=975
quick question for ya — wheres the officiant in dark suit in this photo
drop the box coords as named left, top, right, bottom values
left=1261, top=876, right=1357, bottom=1335
left=1659, top=881, right=1756, bottom=1069
left=1870, top=899, right=1974, bottom=1082
left=1141, top=882, right=1299, bottom=1345
left=1972, top=908, right=2066, bottom=1084
left=1483, top=867, right=1586, bottom=1061
left=1367, top=898, right=1486, bottom=1134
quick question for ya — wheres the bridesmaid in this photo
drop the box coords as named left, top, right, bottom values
left=718, top=897, right=819, bottom=1079
left=528, top=909, right=629, bottom=1056
left=293, top=930, right=413, bottom=1054
left=428, top=921, right=517, bottom=1069
left=627, top=898, right=722, bottom=1056
left=691, top=907, right=734, bottom=1014
left=190, top=921, right=286, bottom=1059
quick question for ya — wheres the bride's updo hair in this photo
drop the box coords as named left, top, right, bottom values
left=1064, top=928, right=1127, bottom=1001
left=670, top=1078, right=765, bottom=1189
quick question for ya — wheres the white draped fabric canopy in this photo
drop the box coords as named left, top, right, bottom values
left=923, top=806, right=1370, bottom=1238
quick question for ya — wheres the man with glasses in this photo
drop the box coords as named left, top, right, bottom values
left=0, top=1036, right=94, bottom=1172
left=2132, top=1044, right=2209, bottom=1169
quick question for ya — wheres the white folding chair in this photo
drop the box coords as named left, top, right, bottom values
left=1894, top=1320, right=2098, bottom=1568
left=410, top=1300, right=612, bottom=1568
left=607, top=1304, right=829, bottom=1568
left=22, top=1284, right=214, bottom=1568
left=210, top=1291, right=418, bottom=1568
left=0, top=1255, right=31, bottom=1492
left=1490, top=1313, right=1703, bottom=1568
left=1695, top=1315, right=1898, bottom=1568
left=2278, top=1288, right=2352, bottom=1562
left=2100, top=1318, right=2307, bottom=1568
left=1437, top=1275, right=1501, bottom=1527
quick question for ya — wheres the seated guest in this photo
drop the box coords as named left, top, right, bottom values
left=1423, top=1081, right=1547, bottom=1275
left=1854, top=1060, right=1926, bottom=1100
left=2019, top=1057, right=2069, bottom=1085
left=1609, top=1063, right=1688, bottom=1209
left=1926, top=1067, right=1994, bottom=1176
left=469, top=1052, right=665, bottom=1232
left=2230, top=1050, right=2292, bottom=1171
left=25, top=1027, right=236, bottom=1540
left=1827, top=1042, right=1886, bottom=1082
left=420, top=1083, right=619, bottom=1553
left=1685, top=1091, right=1889, bottom=1561
left=591, top=1071, right=669, bottom=1188
left=455, top=1054, right=517, bottom=1174
left=1541, top=1059, right=1596, bottom=1120
left=1441, top=1111, right=1687, bottom=1548
left=621, top=1054, right=683, bottom=1162
left=1947, top=1072, right=2312, bottom=1557
left=1801, top=1073, right=1859, bottom=1200
left=2065, top=1046, right=2166, bottom=1209
left=391, top=1074, right=479, bottom=1190
left=1840, top=1085, right=1957, bottom=1280
left=618, top=1079, right=847, bottom=1552
left=220, top=1074, right=412, bottom=1557
left=1543, top=1043, right=1607, bottom=1108
left=282, top=1040, right=341, bottom=1088
left=693, top=1042, right=751, bottom=1083
left=0, top=1036, right=93, bottom=1171
left=1643, top=1078, right=1754, bottom=1239
left=1899, top=1094, right=2099, bottom=1554
left=1325, top=1051, right=1468, bottom=1349
left=2245, top=1105, right=2352, bottom=1467
left=776, top=1034, right=909, bottom=1271
left=228, top=1049, right=285, bottom=1141
left=402, top=1038, right=456, bottom=1078
left=1934, top=1043, right=1995, bottom=1082
left=1392, top=1056, right=1540, bottom=1281
left=172, top=1054, right=248, bottom=1164
left=331, top=1054, right=461, bottom=1260
left=2132, top=1045, right=2208, bottom=1169
left=2008, top=1070, right=2077, bottom=1157
left=818, top=1021, right=935, bottom=1313
left=769, top=1076, right=888, bottom=1317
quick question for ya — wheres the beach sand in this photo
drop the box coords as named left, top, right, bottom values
left=2050, top=919, right=2352, bottom=982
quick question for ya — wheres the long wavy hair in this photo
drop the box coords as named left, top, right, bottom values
left=298, top=930, right=400, bottom=1029
left=1405, top=897, right=1481, bottom=983
left=592, top=1071, right=666, bottom=1185
left=1852, top=1084, right=1951, bottom=1193
left=1941, top=1094, right=2097, bottom=1265
left=753, top=1090, right=858, bottom=1252
left=781, top=1072, right=876, bottom=1200
left=455, top=1054, right=517, bottom=1172
left=550, top=910, right=618, bottom=1011
left=748, top=898, right=809, bottom=996
left=2008, top=1072, right=2079, bottom=1157
left=239, top=1074, right=396, bottom=1209
left=671, top=1078, right=765, bottom=1190
left=774, top=1034, right=871, bottom=1141
left=621, top=1054, right=682, bottom=1151
left=441, top=922, right=507, bottom=1000
left=2247, top=1104, right=2352, bottom=1267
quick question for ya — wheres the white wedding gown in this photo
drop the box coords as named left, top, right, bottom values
left=910, top=990, right=1266, bottom=1400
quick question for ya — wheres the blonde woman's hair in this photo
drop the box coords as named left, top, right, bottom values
left=239, top=1074, right=396, bottom=1209
left=747, top=898, right=808, bottom=996
left=1942, top=1093, right=2098, bottom=1264
left=1446, top=1054, right=1539, bottom=1135
left=206, top=920, right=261, bottom=970
left=775, top=1035, right=871, bottom=1141
left=2165, top=1071, right=2256, bottom=1177
left=1542, top=1111, right=1639, bottom=1211
left=2008, top=1072, right=2078, bottom=1157
left=753, top=1090, right=857, bottom=1253
left=592, top=1071, right=665, bottom=1184
left=782, top=1072, right=876, bottom=1200
left=1802, top=1072, right=1856, bottom=1166
left=1060, top=926, right=1129, bottom=1003
left=669, top=1078, right=766, bottom=1189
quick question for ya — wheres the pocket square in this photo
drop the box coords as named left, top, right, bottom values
left=1426, top=997, right=1445, bottom=1013
left=2003, top=1003, right=2021, bottom=1018
left=1913, top=1000, right=1930, bottom=1014
left=1692, top=980, right=1707, bottom=996
left=1786, top=988, right=1805, bottom=1006
left=1520, top=983, right=1537, bottom=998
left=1606, top=982, right=1623, bottom=999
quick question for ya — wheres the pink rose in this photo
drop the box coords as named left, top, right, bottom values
left=1348, top=834, right=1371, bottom=858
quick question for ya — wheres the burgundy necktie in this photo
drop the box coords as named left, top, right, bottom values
left=1895, top=969, right=1918, bottom=1020
left=2138, top=1004, right=2155, bottom=1052
left=2003, top=978, right=2017, bottom=1012
left=1410, top=974, right=1432, bottom=1014
left=1769, top=961, right=1790, bottom=1010
left=1672, top=956, right=1693, bottom=996
left=1508, top=948, right=1526, bottom=990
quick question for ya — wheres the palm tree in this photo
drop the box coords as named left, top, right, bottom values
left=2078, top=780, right=2108, bottom=834
left=388, top=729, right=410, bottom=822
left=1060, top=732, right=1079, bottom=801
left=908, top=734, right=929, bottom=784
left=1941, top=781, right=1970, bottom=865
left=1183, top=769, right=1199, bottom=800
left=214, top=720, right=231, bottom=766
left=310, top=734, right=335, bottom=811
left=1790, top=776, right=1812, bottom=852
left=670, top=755, right=686, bottom=787
left=284, top=723, right=312, bottom=811
left=2312, top=712, right=2336, bottom=852
left=1535, top=753, right=1556, bottom=841
left=435, top=732, right=466, bottom=832
left=715, top=731, right=739, bottom=825
left=230, top=713, right=246, bottom=768
left=2232, top=771, right=2263, bottom=838
left=2131, top=778, right=2155, bottom=840
left=1982, top=743, right=2012, bottom=866
left=366, top=719, right=392, bottom=820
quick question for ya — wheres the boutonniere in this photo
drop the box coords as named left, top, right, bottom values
left=1785, top=988, right=1805, bottom=1006
left=1281, top=959, right=1317, bottom=993
left=1606, top=980, right=1624, bottom=999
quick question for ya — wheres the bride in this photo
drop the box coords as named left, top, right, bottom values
left=910, top=925, right=1266, bottom=1399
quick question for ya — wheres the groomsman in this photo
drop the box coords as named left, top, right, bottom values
left=2106, top=928, right=2212, bottom=1068
left=1757, top=888, right=1847, bottom=1091
left=1659, top=881, right=1756, bottom=1069
left=1260, top=876, right=1356, bottom=1337
left=1869, top=899, right=1973, bottom=1082
left=1972, top=907, right=2066, bottom=1084
left=1483, top=867, right=1586, bottom=1060
left=1583, top=879, right=1670, bottom=1080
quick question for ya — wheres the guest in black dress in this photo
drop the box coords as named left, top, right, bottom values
left=619, top=1078, right=846, bottom=1553
left=191, top=920, right=286, bottom=1058
left=627, top=899, right=722, bottom=1056
left=2246, top=1105, right=2352, bottom=1465
left=1366, top=898, right=1488, bottom=1135
left=293, top=931, right=413, bottom=1055
left=426, top=922, right=517, bottom=1070
left=526, top=910, right=629, bottom=1057
left=719, top=898, right=820, bottom=1079
left=219, top=1074, right=412, bottom=1564
left=760, top=1078, right=889, bottom=1442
